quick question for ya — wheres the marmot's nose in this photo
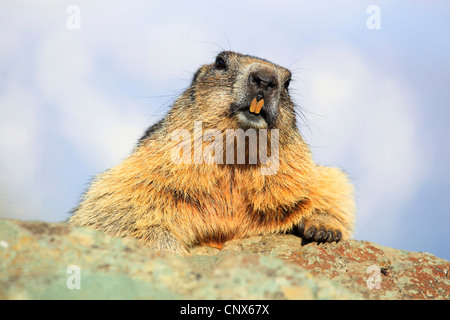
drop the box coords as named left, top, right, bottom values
left=248, top=69, right=278, bottom=97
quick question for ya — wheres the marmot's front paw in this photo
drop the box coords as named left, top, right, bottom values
left=296, top=213, right=344, bottom=243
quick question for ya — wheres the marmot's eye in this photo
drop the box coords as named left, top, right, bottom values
left=284, top=79, right=291, bottom=89
left=215, top=56, right=227, bottom=70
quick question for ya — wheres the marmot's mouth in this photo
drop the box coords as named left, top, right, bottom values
left=236, top=107, right=268, bottom=129
left=229, top=98, right=270, bottom=129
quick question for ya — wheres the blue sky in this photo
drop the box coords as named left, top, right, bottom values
left=0, top=1, right=449, bottom=260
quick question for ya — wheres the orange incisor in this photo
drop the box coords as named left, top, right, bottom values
left=249, top=97, right=264, bottom=114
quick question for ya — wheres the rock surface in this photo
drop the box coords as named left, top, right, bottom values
left=0, top=219, right=448, bottom=300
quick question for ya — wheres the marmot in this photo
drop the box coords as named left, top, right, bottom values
left=70, top=51, right=356, bottom=254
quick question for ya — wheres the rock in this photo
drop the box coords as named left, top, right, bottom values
left=0, top=219, right=448, bottom=300
left=205, top=236, right=450, bottom=300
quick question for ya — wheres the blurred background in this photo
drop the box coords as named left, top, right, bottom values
left=0, top=1, right=448, bottom=260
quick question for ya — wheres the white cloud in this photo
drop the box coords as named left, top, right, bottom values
left=0, top=85, right=40, bottom=186
left=0, top=83, right=44, bottom=220
left=57, top=91, right=148, bottom=168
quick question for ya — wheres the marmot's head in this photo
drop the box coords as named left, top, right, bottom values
left=184, top=51, right=295, bottom=131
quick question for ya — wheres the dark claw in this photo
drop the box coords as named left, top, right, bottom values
left=333, top=230, right=342, bottom=242
left=304, top=227, right=316, bottom=240
left=314, top=228, right=326, bottom=242
left=297, top=222, right=305, bottom=237
left=325, top=230, right=334, bottom=243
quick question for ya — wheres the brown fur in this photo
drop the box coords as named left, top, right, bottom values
left=70, top=51, right=356, bottom=254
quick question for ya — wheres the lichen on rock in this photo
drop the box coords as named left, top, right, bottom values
left=0, top=219, right=448, bottom=300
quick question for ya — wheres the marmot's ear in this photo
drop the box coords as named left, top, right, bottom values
left=214, top=56, right=227, bottom=70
